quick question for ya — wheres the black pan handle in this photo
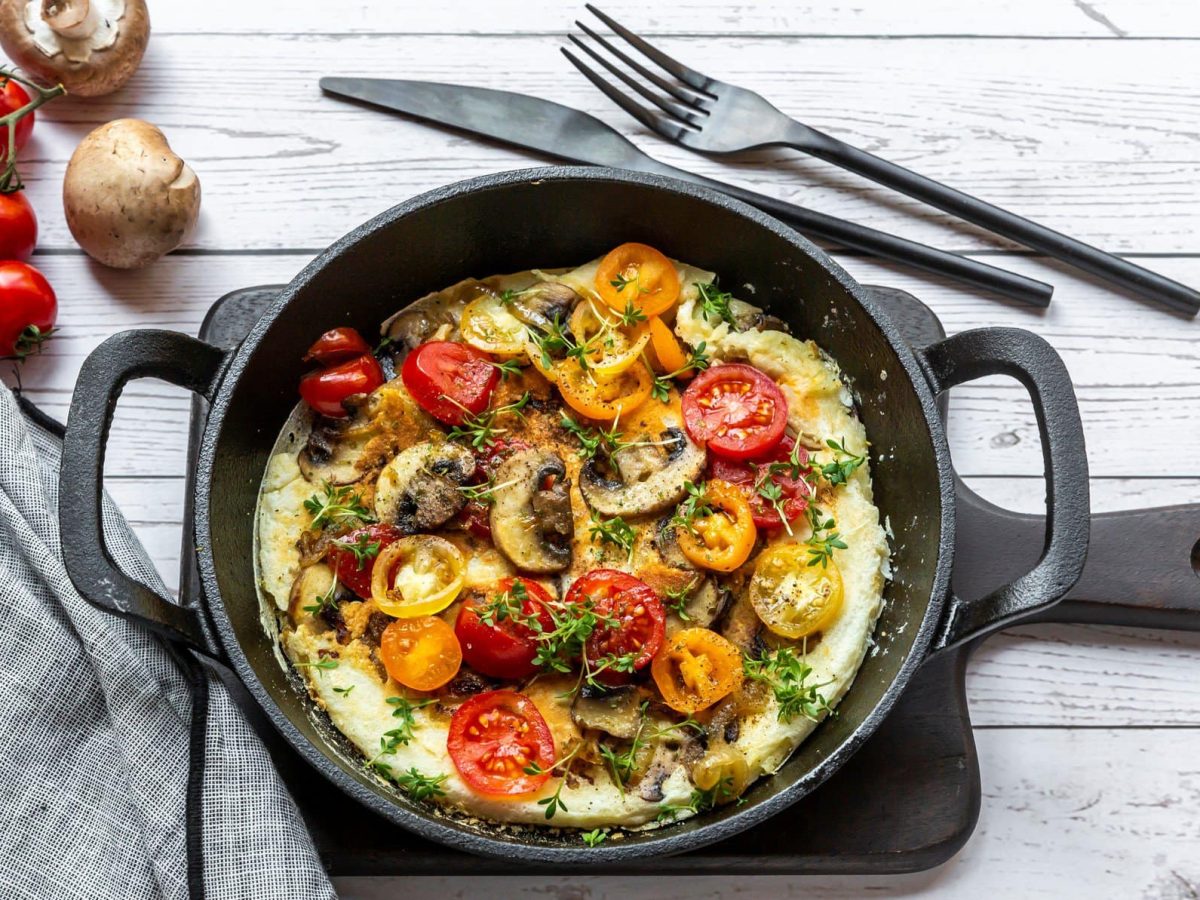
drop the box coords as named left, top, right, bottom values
left=917, top=328, right=1090, bottom=651
left=954, top=481, right=1200, bottom=631
left=60, top=330, right=228, bottom=655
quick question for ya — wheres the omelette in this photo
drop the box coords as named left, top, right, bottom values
left=255, top=243, right=890, bottom=837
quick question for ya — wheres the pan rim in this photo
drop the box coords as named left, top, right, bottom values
left=194, top=165, right=956, bottom=863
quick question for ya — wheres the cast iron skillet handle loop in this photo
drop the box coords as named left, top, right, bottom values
left=60, top=329, right=228, bottom=655
left=917, top=327, right=1090, bottom=652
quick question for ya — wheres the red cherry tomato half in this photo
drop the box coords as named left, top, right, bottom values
left=327, top=523, right=406, bottom=600
left=0, top=78, right=34, bottom=165
left=299, top=353, right=384, bottom=418
left=709, top=436, right=810, bottom=529
left=455, top=578, right=555, bottom=680
left=566, top=569, right=665, bottom=686
left=681, top=363, right=787, bottom=460
left=0, top=192, right=37, bottom=261
left=401, top=341, right=499, bottom=425
left=447, top=690, right=556, bottom=796
left=303, top=327, right=372, bottom=366
left=0, top=261, right=56, bottom=358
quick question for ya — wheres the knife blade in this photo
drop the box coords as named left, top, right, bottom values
left=318, top=77, right=1053, bottom=306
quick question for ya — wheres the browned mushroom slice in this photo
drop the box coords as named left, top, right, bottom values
left=505, top=281, right=581, bottom=332
left=489, top=449, right=572, bottom=573
left=298, top=416, right=369, bottom=486
left=374, top=441, right=475, bottom=533
left=580, top=427, right=706, bottom=518
left=380, top=278, right=486, bottom=354
left=571, top=687, right=643, bottom=739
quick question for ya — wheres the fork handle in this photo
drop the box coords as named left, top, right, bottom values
left=693, top=174, right=1053, bottom=306
left=784, top=123, right=1200, bottom=316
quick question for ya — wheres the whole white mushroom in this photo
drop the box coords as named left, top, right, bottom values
left=0, top=0, right=151, bottom=97
left=63, top=118, right=200, bottom=269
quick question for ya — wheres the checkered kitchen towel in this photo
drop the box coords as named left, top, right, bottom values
left=0, top=385, right=334, bottom=900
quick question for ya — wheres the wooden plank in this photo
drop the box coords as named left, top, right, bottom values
left=16, top=35, right=1200, bottom=253
left=146, top=0, right=1200, bottom=38
left=331, top=728, right=1200, bottom=896
left=10, top=253, right=1200, bottom=479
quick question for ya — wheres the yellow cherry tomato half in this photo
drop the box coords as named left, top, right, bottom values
left=647, top=316, right=689, bottom=377
left=380, top=615, right=462, bottom=691
left=595, top=242, right=680, bottom=318
left=371, top=535, right=466, bottom=618
left=460, top=292, right=529, bottom=360
left=567, top=298, right=651, bottom=378
left=676, top=480, right=757, bottom=573
left=555, top=357, right=653, bottom=420
left=651, top=627, right=744, bottom=714
left=749, top=543, right=844, bottom=638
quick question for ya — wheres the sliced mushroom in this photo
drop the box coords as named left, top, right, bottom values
left=381, top=278, right=483, bottom=354
left=298, top=416, right=368, bottom=485
left=374, top=441, right=475, bottom=533
left=489, top=449, right=572, bottom=573
left=680, top=581, right=730, bottom=629
left=286, top=562, right=336, bottom=628
left=581, top=427, right=706, bottom=518
left=571, top=687, right=643, bottom=739
left=507, top=281, right=581, bottom=332
left=719, top=594, right=766, bottom=656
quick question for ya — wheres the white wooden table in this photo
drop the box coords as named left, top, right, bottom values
left=8, top=2, right=1200, bottom=895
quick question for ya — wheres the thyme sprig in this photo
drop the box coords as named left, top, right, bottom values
left=372, top=766, right=448, bottom=801
left=670, top=481, right=714, bottom=537
left=805, top=504, right=847, bottom=568
left=588, top=510, right=635, bottom=560
left=815, top=438, right=867, bottom=487
left=445, top=391, right=531, bottom=449
left=663, top=577, right=700, bottom=621
left=524, top=743, right=587, bottom=819
left=657, top=778, right=738, bottom=822
left=743, top=645, right=835, bottom=724
left=303, top=481, right=376, bottom=530
left=384, top=696, right=437, bottom=745
left=302, top=576, right=339, bottom=616
left=581, top=829, right=608, bottom=847
left=696, top=282, right=736, bottom=327
left=559, top=412, right=677, bottom=463
left=649, top=341, right=710, bottom=403
left=599, top=702, right=702, bottom=793
left=294, top=658, right=338, bottom=671
left=332, top=531, right=381, bottom=570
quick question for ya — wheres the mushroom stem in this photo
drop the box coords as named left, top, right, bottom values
left=42, top=0, right=102, bottom=39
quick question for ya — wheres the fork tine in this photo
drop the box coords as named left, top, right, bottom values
left=567, top=34, right=702, bottom=128
left=585, top=4, right=714, bottom=95
left=574, top=20, right=707, bottom=110
left=560, top=47, right=690, bottom=143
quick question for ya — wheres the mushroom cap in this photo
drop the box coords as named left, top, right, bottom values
left=0, top=0, right=150, bottom=97
left=63, top=118, right=201, bottom=269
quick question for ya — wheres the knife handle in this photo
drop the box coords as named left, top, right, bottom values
left=692, top=176, right=1053, bottom=307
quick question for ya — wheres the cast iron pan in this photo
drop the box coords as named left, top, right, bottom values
left=56, top=167, right=1091, bottom=864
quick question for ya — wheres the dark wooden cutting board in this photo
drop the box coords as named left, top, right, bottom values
left=181, top=283, right=1199, bottom=874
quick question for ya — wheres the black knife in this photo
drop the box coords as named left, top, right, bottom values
left=319, top=77, right=1052, bottom=307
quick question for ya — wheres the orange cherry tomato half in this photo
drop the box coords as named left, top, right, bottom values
left=681, top=363, right=787, bottom=460
left=651, top=628, right=744, bottom=714
left=566, top=568, right=666, bottom=686
left=299, top=353, right=385, bottom=418
left=595, top=242, right=680, bottom=318
left=303, top=326, right=373, bottom=366
left=555, top=357, right=652, bottom=420
left=447, top=690, right=556, bottom=796
left=676, top=480, right=757, bottom=573
left=647, top=316, right=689, bottom=377
left=379, top=615, right=463, bottom=691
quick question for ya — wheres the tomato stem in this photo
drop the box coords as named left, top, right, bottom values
left=0, top=68, right=66, bottom=194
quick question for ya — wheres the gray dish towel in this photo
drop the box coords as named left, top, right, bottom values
left=0, top=385, right=335, bottom=900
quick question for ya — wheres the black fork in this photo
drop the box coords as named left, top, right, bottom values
left=564, top=5, right=1200, bottom=316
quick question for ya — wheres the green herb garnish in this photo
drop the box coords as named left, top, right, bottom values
left=303, top=481, right=376, bottom=530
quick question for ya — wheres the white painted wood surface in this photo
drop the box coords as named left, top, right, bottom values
left=5, top=1, right=1199, bottom=895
